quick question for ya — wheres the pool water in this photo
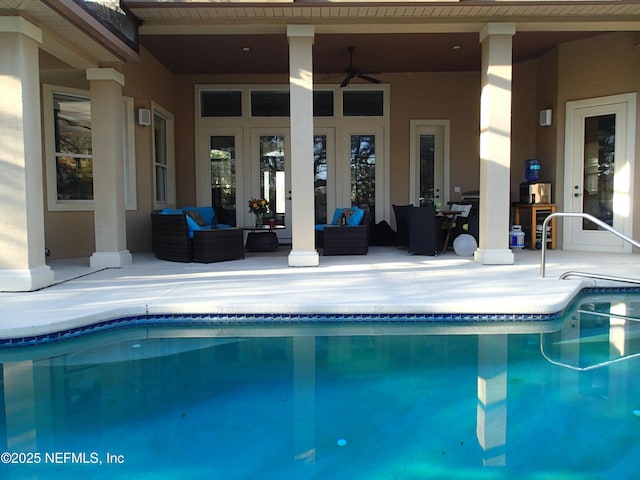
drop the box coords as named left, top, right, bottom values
left=1, top=293, right=640, bottom=479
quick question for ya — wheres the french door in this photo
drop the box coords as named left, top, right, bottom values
left=250, top=130, right=292, bottom=240
left=409, top=121, right=449, bottom=209
left=564, top=94, right=636, bottom=252
left=342, top=127, right=385, bottom=221
left=195, top=128, right=244, bottom=226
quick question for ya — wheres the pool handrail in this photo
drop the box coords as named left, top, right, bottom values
left=539, top=212, right=640, bottom=278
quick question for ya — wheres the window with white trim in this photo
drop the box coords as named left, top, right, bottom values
left=44, top=85, right=137, bottom=211
left=52, top=92, right=93, bottom=201
left=152, top=103, right=176, bottom=208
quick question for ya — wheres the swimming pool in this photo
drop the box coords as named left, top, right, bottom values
left=0, top=290, right=639, bottom=479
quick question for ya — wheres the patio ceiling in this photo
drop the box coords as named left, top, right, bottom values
left=128, top=1, right=640, bottom=76
left=138, top=31, right=604, bottom=75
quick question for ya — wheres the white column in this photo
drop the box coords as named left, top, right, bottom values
left=477, top=335, right=508, bottom=466
left=0, top=18, right=55, bottom=291
left=87, top=68, right=132, bottom=268
left=474, top=23, right=516, bottom=265
left=3, top=361, right=37, bottom=452
left=287, top=25, right=319, bottom=267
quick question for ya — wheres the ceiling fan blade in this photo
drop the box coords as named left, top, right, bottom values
left=340, top=75, right=351, bottom=88
left=358, top=74, right=381, bottom=84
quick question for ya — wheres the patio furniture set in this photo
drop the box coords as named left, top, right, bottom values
left=151, top=205, right=371, bottom=263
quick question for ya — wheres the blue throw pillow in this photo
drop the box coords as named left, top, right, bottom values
left=331, top=207, right=363, bottom=225
left=348, top=208, right=365, bottom=226
left=184, top=214, right=205, bottom=239
left=195, top=206, right=216, bottom=227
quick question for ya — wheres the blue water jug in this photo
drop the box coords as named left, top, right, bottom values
left=525, top=159, right=541, bottom=182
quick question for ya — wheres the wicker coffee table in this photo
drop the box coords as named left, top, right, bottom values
left=243, top=225, right=284, bottom=252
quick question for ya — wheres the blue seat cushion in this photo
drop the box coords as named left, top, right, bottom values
left=316, top=207, right=365, bottom=231
left=160, top=208, right=183, bottom=215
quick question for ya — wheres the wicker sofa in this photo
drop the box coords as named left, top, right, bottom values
left=151, top=207, right=244, bottom=263
left=315, top=207, right=370, bottom=255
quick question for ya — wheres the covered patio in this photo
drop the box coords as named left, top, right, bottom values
left=1, top=0, right=639, bottom=292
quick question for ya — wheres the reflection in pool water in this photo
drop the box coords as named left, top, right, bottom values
left=0, top=292, right=639, bottom=479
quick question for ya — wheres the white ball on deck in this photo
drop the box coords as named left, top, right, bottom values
left=453, top=234, right=477, bottom=257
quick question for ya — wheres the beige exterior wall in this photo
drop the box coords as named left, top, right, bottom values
left=388, top=72, right=480, bottom=207
left=556, top=32, right=640, bottom=243
left=121, top=46, right=176, bottom=254
left=41, top=46, right=175, bottom=258
left=511, top=60, right=538, bottom=197
left=39, top=66, right=94, bottom=259
left=536, top=47, right=560, bottom=194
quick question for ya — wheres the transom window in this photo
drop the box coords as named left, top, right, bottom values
left=199, top=88, right=381, bottom=118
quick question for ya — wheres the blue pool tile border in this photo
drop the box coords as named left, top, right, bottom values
left=3, top=286, right=639, bottom=348
left=0, top=311, right=562, bottom=348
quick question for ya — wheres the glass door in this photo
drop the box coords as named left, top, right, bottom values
left=581, top=114, right=615, bottom=230
left=410, top=123, right=447, bottom=210
left=209, top=135, right=237, bottom=226
left=195, top=129, right=243, bottom=226
left=251, top=130, right=291, bottom=240
left=350, top=134, right=376, bottom=210
left=564, top=94, right=635, bottom=252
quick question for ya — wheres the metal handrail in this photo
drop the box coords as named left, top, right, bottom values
left=539, top=212, right=640, bottom=278
left=559, top=271, right=640, bottom=285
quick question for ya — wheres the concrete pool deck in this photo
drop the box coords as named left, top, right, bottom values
left=0, top=247, right=639, bottom=340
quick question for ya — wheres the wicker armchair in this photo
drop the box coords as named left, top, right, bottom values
left=151, top=212, right=244, bottom=263
left=315, top=207, right=370, bottom=255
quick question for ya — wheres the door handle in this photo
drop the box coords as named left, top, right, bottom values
left=574, top=193, right=582, bottom=197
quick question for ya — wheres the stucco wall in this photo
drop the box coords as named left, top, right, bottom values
left=535, top=47, right=559, bottom=195
left=41, top=46, right=175, bottom=258
left=121, top=46, right=176, bottom=254
left=39, top=65, right=94, bottom=259
left=387, top=72, right=481, bottom=207
left=511, top=60, right=539, bottom=198
left=556, top=32, right=640, bottom=242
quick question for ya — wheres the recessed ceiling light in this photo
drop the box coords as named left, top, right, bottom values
left=452, top=45, right=462, bottom=50
left=242, top=47, right=251, bottom=52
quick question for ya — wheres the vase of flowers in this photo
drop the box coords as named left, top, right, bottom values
left=248, top=198, right=269, bottom=227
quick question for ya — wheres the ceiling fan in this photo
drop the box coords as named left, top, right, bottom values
left=339, top=46, right=381, bottom=88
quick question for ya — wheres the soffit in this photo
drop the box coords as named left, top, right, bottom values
left=127, top=1, right=640, bottom=25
